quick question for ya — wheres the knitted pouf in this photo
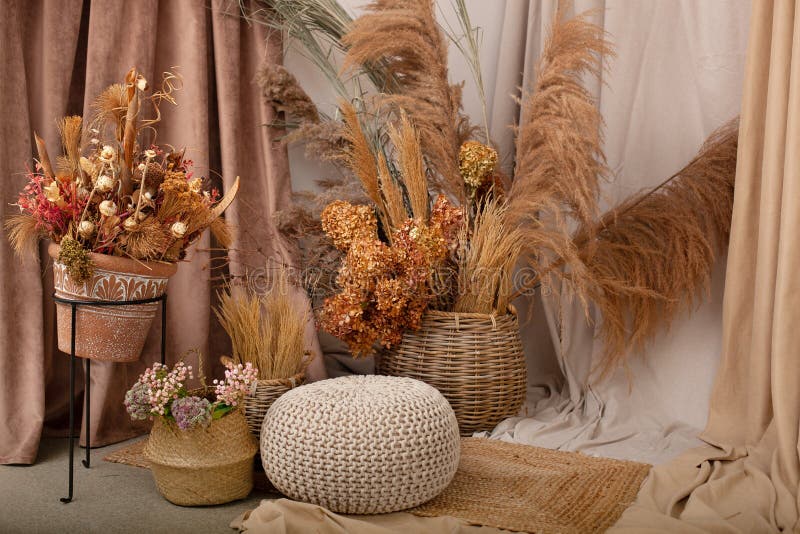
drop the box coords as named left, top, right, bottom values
left=260, top=375, right=461, bottom=514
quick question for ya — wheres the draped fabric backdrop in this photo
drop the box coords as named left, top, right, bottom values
left=288, top=0, right=749, bottom=465
left=613, top=0, right=800, bottom=530
left=0, top=0, right=324, bottom=465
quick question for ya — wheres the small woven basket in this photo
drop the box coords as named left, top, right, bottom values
left=244, top=373, right=305, bottom=437
left=144, top=406, right=258, bottom=506
left=378, top=309, right=526, bottom=435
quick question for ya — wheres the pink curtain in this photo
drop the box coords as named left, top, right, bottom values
left=0, top=0, right=323, bottom=465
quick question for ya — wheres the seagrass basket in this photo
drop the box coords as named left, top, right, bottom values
left=144, top=406, right=258, bottom=506
left=244, top=373, right=305, bottom=437
left=378, top=309, right=526, bottom=435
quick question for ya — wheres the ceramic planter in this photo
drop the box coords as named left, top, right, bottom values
left=48, top=243, right=177, bottom=362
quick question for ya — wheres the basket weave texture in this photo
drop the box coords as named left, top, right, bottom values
left=260, top=375, right=460, bottom=514
left=244, top=373, right=305, bottom=437
left=379, top=310, right=526, bottom=435
left=144, top=408, right=258, bottom=506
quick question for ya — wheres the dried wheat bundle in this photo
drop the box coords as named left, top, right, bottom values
left=454, top=196, right=523, bottom=314
left=573, top=120, right=739, bottom=378
left=507, top=5, right=613, bottom=299
left=215, top=266, right=309, bottom=381
left=342, top=0, right=469, bottom=201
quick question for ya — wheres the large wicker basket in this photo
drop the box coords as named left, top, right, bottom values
left=244, top=373, right=305, bottom=437
left=378, top=309, right=526, bottom=435
left=144, top=407, right=258, bottom=506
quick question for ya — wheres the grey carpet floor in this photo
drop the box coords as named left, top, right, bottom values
left=0, top=438, right=274, bottom=534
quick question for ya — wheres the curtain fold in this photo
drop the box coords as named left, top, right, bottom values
left=612, top=0, right=800, bottom=531
left=0, top=0, right=324, bottom=465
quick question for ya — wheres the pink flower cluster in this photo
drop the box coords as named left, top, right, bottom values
left=213, top=361, right=258, bottom=407
left=138, top=361, right=193, bottom=416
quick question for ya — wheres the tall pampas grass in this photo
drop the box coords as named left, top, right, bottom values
left=569, top=120, right=739, bottom=378
left=507, top=5, right=613, bottom=300
left=215, top=267, right=309, bottom=381
left=342, top=0, right=468, bottom=200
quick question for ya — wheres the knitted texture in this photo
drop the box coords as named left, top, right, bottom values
left=260, top=375, right=460, bottom=514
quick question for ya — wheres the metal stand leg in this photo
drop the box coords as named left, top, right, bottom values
left=160, top=295, right=167, bottom=365
left=60, top=304, right=77, bottom=503
left=82, top=358, right=90, bottom=468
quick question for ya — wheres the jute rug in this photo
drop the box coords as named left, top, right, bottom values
left=104, top=438, right=150, bottom=468
left=411, top=438, right=651, bottom=533
left=106, top=436, right=650, bottom=533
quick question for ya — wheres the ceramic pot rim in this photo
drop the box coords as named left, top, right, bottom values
left=48, top=242, right=178, bottom=278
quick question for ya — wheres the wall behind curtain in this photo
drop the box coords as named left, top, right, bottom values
left=285, top=0, right=750, bottom=464
left=0, top=0, right=319, bottom=464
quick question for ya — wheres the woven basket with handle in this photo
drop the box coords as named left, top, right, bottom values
left=244, top=373, right=305, bottom=437
left=378, top=309, right=526, bottom=435
left=144, top=404, right=257, bottom=506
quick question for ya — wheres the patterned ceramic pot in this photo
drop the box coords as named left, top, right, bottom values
left=48, top=243, right=177, bottom=362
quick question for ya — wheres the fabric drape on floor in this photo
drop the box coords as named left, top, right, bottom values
left=611, top=0, right=800, bottom=531
left=479, top=0, right=750, bottom=466
left=0, top=0, right=325, bottom=465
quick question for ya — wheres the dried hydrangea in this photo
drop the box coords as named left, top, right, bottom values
left=320, top=200, right=377, bottom=250
left=171, top=396, right=212, bottom=430
left=318, top=196, right=463, bottom=356
left=459, top=141, right=498, bottom=190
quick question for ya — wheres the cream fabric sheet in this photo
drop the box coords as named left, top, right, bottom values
left=611, top=0, right=800, bottom=531
left=480, top=0, right=751, bottom=467
left=231, top=499, right=509, bottom=534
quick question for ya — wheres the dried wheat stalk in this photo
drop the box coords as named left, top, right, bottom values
left=573, top=119, right=739, bottom=378
left=342, top=0, right=468, bottom=201
left=389, top=113, right=429, bottom=220
left=215, top=266, right=309, bottom=380
left=454, top=196, right=523, bottom=314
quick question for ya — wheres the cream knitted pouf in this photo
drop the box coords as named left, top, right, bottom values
left=260, top=375, right=461, bottom=514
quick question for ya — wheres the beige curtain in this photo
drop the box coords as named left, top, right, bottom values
left=0, top=0, right=324, bottom=465
left=611, top=0, right=800, bottom=531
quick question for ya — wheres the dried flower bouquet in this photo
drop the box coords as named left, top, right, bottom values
left=248, top=0, right=738, bottom=375
left=6, top=68, right=238, bottom=280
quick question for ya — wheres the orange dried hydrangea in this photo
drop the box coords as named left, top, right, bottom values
left=318, top=195, right=463, bottom=356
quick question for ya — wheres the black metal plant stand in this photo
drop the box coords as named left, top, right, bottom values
left=53, top=293, right=168, bottom=503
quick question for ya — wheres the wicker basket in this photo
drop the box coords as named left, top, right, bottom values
left=244, top=373, right=305, bottom=437
left=378, top=309, right=526, bottom=435
left=144, top=407, right=258, bottom=506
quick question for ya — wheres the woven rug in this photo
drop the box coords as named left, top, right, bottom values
left=104, top=438, right=150, bottom=468
left=411, top=438, right=651, bottom=533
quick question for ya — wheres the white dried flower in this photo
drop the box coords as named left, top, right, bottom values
left=90, top=128, right=99, bottom=135
left=99, top=145, right=116, bottom=162
left=137, top=163, right=146, bottom=172
left=95, top=174, right=114, bottom=193
left=78, top=220, right=95, bottom=237
left=170, top=221, right=187, bottom=238
left=90, top=138, right=100, bottom=145
left=98, top=200, right=117, bottom=217
left=137, top=211, right=148, bottom=221
left=123, top=218, right=138, bottom=230
left=144, top=149, right=157, bottom=160
left=144, top=191, right=153, bottom=200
